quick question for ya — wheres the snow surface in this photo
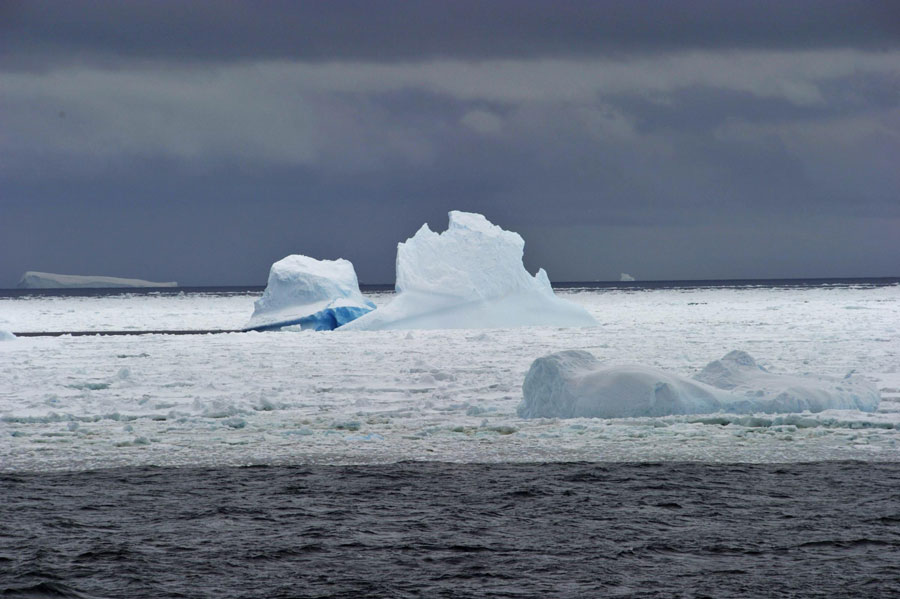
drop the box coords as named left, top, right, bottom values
left=342, top=211, right=596, bottom=330
left=0, top=290, right=257, bottom=332
left=0, top=283, right=898, bottom=471
left=246, top=255, right=375, bottom=331
left=518, top=350, right=880, bottom=419
left=17, top=271, right=177, bottom=289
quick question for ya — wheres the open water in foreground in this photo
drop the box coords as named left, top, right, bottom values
left=2, top=462, right=899, bottom=598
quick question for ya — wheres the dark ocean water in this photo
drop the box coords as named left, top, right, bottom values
left=2, top=462, right=900, bottom=598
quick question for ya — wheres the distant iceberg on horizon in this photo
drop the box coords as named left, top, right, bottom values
left=17, top=271, right=177, bottom=289
left=341, top=211, right=597, bottom=330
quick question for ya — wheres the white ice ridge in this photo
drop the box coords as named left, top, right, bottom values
left=17, top=271, right=177, bottom=289
left=518, top=350, right=880, bottom=418
left=246, top=255, right=375, bottom=331
left=341, top=211, right=597, bottom=330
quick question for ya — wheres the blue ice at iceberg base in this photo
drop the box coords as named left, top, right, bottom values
left=249, top=304, right=375, bottom=332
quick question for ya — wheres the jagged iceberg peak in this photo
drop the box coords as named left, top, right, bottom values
left=396, top=211, right=547, bottom=299
left=341, top=211, right=596, bottom=330
left=246, top=255, right=375, bottom=331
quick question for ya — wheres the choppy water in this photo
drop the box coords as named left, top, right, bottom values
left=3, top=462, right=899, bottom=598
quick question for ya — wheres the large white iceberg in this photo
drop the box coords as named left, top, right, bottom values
left=341, top=211, right=596, bottom=330
left=246, top=255, right=375, bottom=331
left=518, top=350, right=880, bottom=418
left=17, top=271, right=177, bottom=289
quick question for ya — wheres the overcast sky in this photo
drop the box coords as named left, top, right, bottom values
left=1, top=0, right=898, bottom=286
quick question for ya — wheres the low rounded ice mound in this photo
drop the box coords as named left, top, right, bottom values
left=518, top=350, right=880, bottom=419
left=519, top=350, right=600, bottom=418
left=518, top=351, right=726, bottom=418
left=692, top=350, right=766, bottom=389
left=0, top=330, right=16, bottom=341
left=341, top=211, right=596, bottom=330
left=694, top=350, right=880, bottom=413
left=246, top=255, right=375, bottom=331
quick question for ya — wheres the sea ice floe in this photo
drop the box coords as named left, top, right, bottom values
left=341, top=211, right=596, bottom=330
left=246, top=255, right=375, bottom=331
left=518, top=350, right=880, bottom=418
left=2, top=283, right=897, bottom=470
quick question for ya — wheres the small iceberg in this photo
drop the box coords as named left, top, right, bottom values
left=246, top=255, right=375, bottom=331
left=518, top=350, right=880, bottom=418
left=694, top=350, right=881, bottom=414
left=341, top=211, right=596, bottom=330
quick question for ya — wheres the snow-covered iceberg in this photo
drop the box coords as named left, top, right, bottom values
left=246, top=255, right=375, bottom=331
left=518, top=350, right=727, bottom=418
left=694, top=350, right=880, bottom=413
left=518, top=350, right=880, bottom=419
left=17, top=271, right=177, bottom=289
left=341, top=211, right=596, bottom=330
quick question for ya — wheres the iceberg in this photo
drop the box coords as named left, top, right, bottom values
left=246, top=255, right=375, bottom=331
left=519, top=350, right=727, bottom=418
left=518, top=350, right=880, bottom=419
left=619, top=273, right=636, bottom=282
left=694, top=350, right=880, bottom=413
left=17, top=271, right=177, bottom=289
left=0, top=330, right=15, bottom=341
left=341, top=211, right=596, bottom=330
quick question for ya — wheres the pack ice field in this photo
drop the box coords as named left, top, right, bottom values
left=2, top=282, right=898, bottom=471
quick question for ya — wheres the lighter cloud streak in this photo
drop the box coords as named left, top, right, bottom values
left=460, top=109, right=503, bottom=135
left=253, top=49, right=898, bottom=104
left=1, top=49, right=897, bottom=171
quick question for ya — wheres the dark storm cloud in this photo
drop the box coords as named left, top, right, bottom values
left=2, top=0, right=899, bottom=68
left=1, top=1, right=898, bottom=286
